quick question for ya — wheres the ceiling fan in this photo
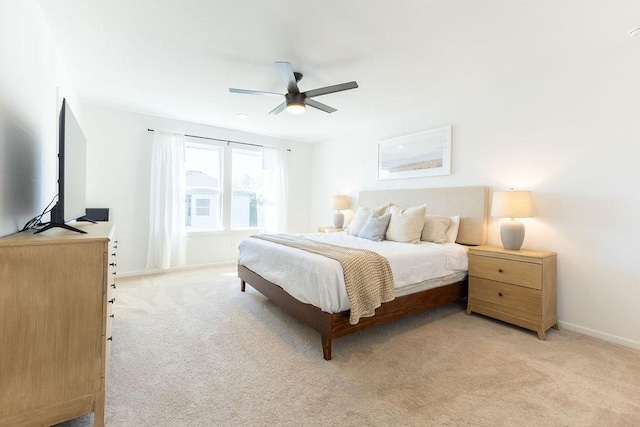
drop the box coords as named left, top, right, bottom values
left=229, top=61, right=358, bottom=115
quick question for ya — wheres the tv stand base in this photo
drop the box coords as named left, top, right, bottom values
left=34, top=221, right=87, bottom=234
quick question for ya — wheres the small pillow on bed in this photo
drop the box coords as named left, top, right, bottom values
left=421, top=216, right=452, bottom=243
left=445, top=215, right=461, bottom=243
left=385, top=204, right=426, bottom=244
left=358, top=213, right=391, bottom=241
left=347, top=205, right=388, bottom=236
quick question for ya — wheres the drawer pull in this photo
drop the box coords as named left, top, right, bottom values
left=107, top=336, right=113, bottom=341
left=108, top=298, right=116, bottom=304
left=498, top=292, right=503, bottom=297
left=109, top=314, right=115, bottom=318
left=112, top=253, right=117, bottom=257
left=498, top=269, right=504, bottom=273
left=110, top=262, right=117, bottom=267
left=111, top=283, right=117, bottom=289
left=112, top=272, right=117, bottom=276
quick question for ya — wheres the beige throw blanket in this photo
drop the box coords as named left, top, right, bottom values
left=251, top=234, right=395, bottom=324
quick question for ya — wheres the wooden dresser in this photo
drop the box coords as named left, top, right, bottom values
left=0, top=222, right=116, bottom=427
left=466, top=245, right=557, bottom=339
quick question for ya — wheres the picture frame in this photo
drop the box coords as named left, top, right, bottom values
left=377, top=125, right=452, bottom=180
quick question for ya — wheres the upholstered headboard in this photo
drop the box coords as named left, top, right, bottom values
left=358, top=186, right=489, bottom=245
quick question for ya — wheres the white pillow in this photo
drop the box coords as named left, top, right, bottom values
left=445, top=215, right=461, bottom=243
left=385, top=204, right=426, bottom=244
left=421, top=216, right=452, bottom=243
left=346, top=205, right=388, bottom=236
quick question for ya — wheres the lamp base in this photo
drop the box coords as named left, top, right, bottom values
left=333, top=212, right=345, bottom=229
left=500, top=220, right=525, bottom=250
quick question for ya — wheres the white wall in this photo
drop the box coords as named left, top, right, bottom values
left=82, top=105, right=312, bottom=274
left=0, top=0, right=79, bottom=236
left=311, top=42, right=640, bottom=348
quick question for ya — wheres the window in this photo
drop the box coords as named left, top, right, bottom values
left=232, top=147, right=263, bottom=228
left=185, top=143, right=222, bottom=230
left=185, top=140, right=264, bottom=231
left=185, top=195, right=192, bottom=227
left=195, top=198, right=211, bottom=216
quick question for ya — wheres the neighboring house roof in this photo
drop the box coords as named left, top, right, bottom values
left=187, top=170, right=218, bottom=188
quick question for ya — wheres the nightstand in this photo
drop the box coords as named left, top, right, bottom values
left=317, top=226, right=345, bottom=233
left=466, top=245, right=558, bottom=339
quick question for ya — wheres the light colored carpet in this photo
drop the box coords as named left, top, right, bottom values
left=57, top=265, right=640, bottom=426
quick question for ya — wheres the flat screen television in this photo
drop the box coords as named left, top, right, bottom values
left=35, top=98, right=92, bottom=234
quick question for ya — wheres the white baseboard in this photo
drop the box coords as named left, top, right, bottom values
left=119, top=261, right=237, bottom=278
left=559, top=321, right=640, bottom=351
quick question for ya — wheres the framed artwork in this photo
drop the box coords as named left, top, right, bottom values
left=377, top=126, right=452, bottom=180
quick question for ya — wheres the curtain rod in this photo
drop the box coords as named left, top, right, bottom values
left=146, top=129, right=291, bottom=152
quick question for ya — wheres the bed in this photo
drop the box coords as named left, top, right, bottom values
left=238, top=186, right=489, bottom=360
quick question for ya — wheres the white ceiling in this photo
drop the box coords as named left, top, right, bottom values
left=36, top=0, right=640, bottom=143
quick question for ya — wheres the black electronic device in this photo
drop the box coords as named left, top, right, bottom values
left=80, top=208, right=110, bottom=222
left=35, top=98, right=93, bottom=234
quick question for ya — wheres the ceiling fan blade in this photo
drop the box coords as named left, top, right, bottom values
left=306, top=99, right=337, bottom=114
left=229, top=88, right=283, bottom=97
left=275, top=61, right=300, bottom=94
left=268, top=102, right=287, bottom=115
left=304, top=81, right=358, bottom=98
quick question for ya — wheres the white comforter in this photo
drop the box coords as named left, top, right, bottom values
left=238, top=232, right=469, bottom=313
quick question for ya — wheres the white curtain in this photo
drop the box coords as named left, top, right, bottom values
left=147, top=131, right=186, bottom=269
left=262, top=147, right=288, bottom=234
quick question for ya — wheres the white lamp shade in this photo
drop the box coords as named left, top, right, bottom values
left=491, top=191, right=533, bottom=219
left=331, top=195, right=350, bottom=211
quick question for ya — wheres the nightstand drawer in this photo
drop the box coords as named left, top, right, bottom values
left=469, top=277, right=541, bottom=320
left=469, top=254, right=542, bottom=290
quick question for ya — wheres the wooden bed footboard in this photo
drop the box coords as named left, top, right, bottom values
left=238, top=264, right=468, bottom=360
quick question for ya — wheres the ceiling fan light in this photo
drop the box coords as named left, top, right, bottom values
left=286, top=103, right=306, bottom=114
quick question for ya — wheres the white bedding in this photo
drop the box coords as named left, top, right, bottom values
left=238, top=232, right=469, bottom=313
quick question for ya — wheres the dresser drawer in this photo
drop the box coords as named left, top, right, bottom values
left=107, top=251, right=117, bottom=287
left=469, top=254, right=542, bottom=290
left=469, top=277, right=541, bottom=321
left=105, top=308, right=114, bottom=378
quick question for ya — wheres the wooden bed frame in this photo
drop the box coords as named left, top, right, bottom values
left=238, top=186, right=488, bottom=360
left=239, top=264, right=467, bottom=360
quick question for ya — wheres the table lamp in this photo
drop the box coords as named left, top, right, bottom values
left=491, top=190, right=533, bottom=250
left=331, top=195, right=350, bottom=228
